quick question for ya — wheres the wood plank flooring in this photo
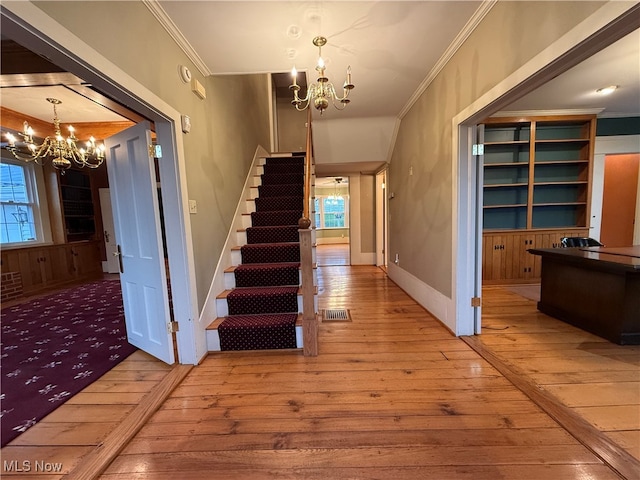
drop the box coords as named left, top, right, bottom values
left=98, top=263, right=628, bottom=479
left=479, top=285, right=640, bottom=464
left=2, top=247, right=637, bottom=479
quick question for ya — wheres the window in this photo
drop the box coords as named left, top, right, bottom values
left=0, top=160, right=41, bottom=245
left=314, top=195, right=348, bottom=229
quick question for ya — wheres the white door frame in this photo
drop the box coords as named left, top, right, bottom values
left=452, top=3, right=639, bottom=337
left=2, top=2, right=202, bottom=364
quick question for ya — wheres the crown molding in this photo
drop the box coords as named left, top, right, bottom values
left=491, top=108, right=604, bottom=118
left=398, top=0, right=498, bottom=119
left=143, top=0, right=211, bottom=77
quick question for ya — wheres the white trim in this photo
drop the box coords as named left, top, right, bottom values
left=591, top=134, right=640, bottom=242
left=452, top=2, right=638, bottom=339
left=387, top=262, right=454, bottom=334
left=492, top=108, right=604, bottom=118
left=142, top=0, right=211, bottom=77
left=398, top=0, right=497, bottom=119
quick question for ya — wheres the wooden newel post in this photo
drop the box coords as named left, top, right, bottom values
left=298, top=223, right=317, bottom=356
left=299, top=108, right=317, bottom=356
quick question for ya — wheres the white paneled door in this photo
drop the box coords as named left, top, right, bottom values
left=105, top=122, right=175, bottom=364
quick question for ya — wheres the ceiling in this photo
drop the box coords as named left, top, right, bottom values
left=1, top=2, right=638, bottom=160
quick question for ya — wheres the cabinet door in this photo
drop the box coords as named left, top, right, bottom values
left=48, top=245, right=75, bottom=284
left=20, top=249, right=48, bottom=293
left=71, top=242, right=102, bottom=278
left=483, top=234, right=507, bottom=282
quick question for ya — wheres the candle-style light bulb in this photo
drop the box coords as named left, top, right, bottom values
left=291, top=67, right=298, bottom=86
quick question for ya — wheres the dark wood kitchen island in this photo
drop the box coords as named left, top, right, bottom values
left=528, top=246, right=640, bottom=345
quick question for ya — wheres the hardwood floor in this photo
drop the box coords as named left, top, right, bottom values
left=2, top=250, right=638, bottom=479
left=316, top=243, right=349, bottom=266
left=477, top=286, right=640, bottom=464
left=103, top=265, right=632, bottom=478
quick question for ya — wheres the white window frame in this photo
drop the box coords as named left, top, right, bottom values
left=314, top=194, right=350, bottom=230
left=0, top=157, right=49, bottom=247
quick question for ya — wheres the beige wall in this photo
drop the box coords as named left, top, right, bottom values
left=276, top=96, right=306, bottom=153
left=389, top=1, right=606, bottom=297
left=32, top=1, right=272, bottom=310
left=359, top=174, right=375, bottom=254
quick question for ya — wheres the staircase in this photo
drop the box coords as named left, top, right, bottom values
left=206, top=153, right=316, bottom=352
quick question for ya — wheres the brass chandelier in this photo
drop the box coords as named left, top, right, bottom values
left=290, top=36, right=354, bottom=114
left=3, top=98, right=106, bottom=173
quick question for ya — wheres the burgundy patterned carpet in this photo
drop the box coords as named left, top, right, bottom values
left=0, top=279, right=136, bottom=446
left=217, top=155, right=305, bottom=351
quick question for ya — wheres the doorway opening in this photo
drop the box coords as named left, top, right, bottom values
left=1, top=5, right=199, bottom=364
left=315, top=176, right=351, bottom=266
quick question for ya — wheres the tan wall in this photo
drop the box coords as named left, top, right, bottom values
left=359, top=175, right=375, bottom=254
left=276, top=96, right=306, bottom=153
left=32, top=1, right=272, bottom=310
left=389, top=0, right=606, bottom=297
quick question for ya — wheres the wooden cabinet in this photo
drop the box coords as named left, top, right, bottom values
left=482, top=229, right=589, bottom=284
left=481, top=115, right=595, bottom=284
left=0, top=241, right=102, bottom=295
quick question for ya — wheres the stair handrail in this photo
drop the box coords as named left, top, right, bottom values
left=298, top=109, right=317, bottom=356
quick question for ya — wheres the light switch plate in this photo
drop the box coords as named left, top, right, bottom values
left=188, top=199, right=197, bottom=214
left=181, top=114, right=191, bottom=134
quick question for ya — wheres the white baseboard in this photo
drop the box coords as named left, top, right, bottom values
left=387, top=262, right=455, bottom=335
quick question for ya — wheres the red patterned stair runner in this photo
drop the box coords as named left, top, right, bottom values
left=218, top=155, right=305, bottom=351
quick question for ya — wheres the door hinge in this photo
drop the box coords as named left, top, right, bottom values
left=167, top=321, right=179, bottom=333
left=472, top=144, right=484, bottom=156
left=149, top=144, right=162, bottom=158
left=471, top=297, right=482, bottom=307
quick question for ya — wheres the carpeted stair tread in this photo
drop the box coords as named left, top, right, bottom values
left=251, top=210, right=302, bottom=227
left=234, top=262, right=300, bottom=287
left=254, top=196, right=304, bottom=212
left=246, top=225, right=299, bottom=244
left=257, top=184, right=304, bottom=198
left=226, top=286, right=299, bottom=315
left=241, top=242, right=300, bottom=264
left=260, top=172, right=304, bottom=185
left=263, top=163, right=304, bottom=175
left=217, top=313, right=298, bottom=351
left=264, top=156, right=304, bottom=165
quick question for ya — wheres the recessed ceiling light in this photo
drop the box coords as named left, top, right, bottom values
left=596, top=85, right=618, bottom=95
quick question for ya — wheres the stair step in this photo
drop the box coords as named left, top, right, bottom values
left=224, top=286, right=299, bottom=316
left=206, top=314, right=304, bottom=351
left=253, top=184, right=304, bottom=198
left=238, top=242, right=300, bottom=264
left=249, top=210, right=303, bottom=227
left=223, top=263, right=318, bottom=289
left=254, top=196, right=304, bottom=212
left=215, top=286, right=317, bottom=317
left=232, top=262, right=300, bottom=288
left=246, top=225, right=300, bottom=244
left=259, top=173, right=304, bottom=186
left=218, top=313, right=299, bottom=351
